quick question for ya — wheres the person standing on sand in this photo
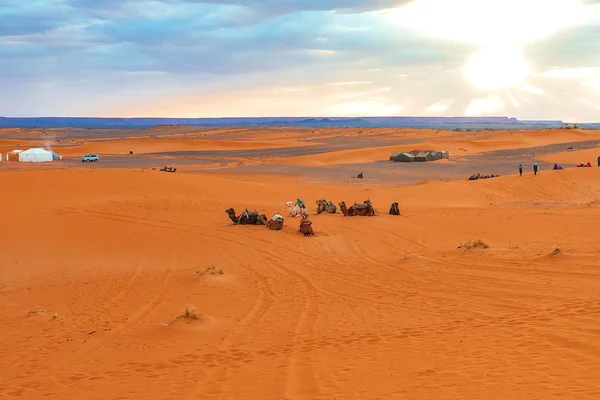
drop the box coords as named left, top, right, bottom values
left=533, top=163, right=538, bottom=176
left=519, top=164, right=523, bottom=176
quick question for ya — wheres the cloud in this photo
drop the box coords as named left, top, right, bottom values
left=0, top=0, right=599, bottom=121
left=425, top=99, right=455, bottom=113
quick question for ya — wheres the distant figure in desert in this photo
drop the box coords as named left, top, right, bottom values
left=533, top=163, right=538, bottom=176
left=519, top=164, right=523, bottom=176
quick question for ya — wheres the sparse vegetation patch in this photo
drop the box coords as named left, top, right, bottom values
left=458, top=239, right=489, bottom=250
left=196, top=265, right=224, bottom=278
left=163, top=304, right=201, bottom=327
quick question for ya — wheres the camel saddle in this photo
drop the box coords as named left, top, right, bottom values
left=352, top=203, right=369, bottom=210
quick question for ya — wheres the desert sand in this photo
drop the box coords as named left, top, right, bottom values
left=2, top=126, right=600, bottom=399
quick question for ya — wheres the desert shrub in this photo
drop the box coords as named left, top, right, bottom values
left=459, top=239, right=489, bottom=249
left=182, top=305, right=199, bottom=320
left=197, top=265, right=224, bottom=278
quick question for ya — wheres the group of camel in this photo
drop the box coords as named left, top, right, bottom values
left=225, top=199, right=401, bottom=236
left=225, top=208, right=314, bottom=236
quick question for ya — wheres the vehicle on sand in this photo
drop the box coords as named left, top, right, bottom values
left=225, top=208, right=267, bottom=225
left=160, top=166, right=177, bottom=172
left=81, top=154, right=99, bottom=162
left=339, top=200, right=375, bottom=216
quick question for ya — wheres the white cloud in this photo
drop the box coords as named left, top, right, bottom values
left=328, top=101, right=403, bottom=116
left=537, top=67, right=600, bottom=79
left=326, top=81, right=373, bottom=86
left=385, top=0, right=584, bottom=46
left=578, top=98, right=600, bottom=110
left=465, top=96, right=505, bottom=116
left=425, top=99, right=455, bottom=113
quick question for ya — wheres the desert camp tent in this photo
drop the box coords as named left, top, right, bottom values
left=6, top=150, right=23, bottom=161
left=390, top=152, right=415, bottom=162
left=50, top=151, right=62, bottom=160
left=415, top=151, right=436, bottom=162
left=429, top=151, right=443, bottom=161
left=18, top=148, right=53, bottom=163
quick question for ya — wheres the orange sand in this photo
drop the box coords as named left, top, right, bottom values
left=538, top=147, right=600, bottom=165
left=2, top=127, right=600, bottom=399
left=55, top=138, right=316, bottom=156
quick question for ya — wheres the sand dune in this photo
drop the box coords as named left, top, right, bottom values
left=53, top=138, right=315, bottom=156
left=3, top=128, right=600, bottom=399
left=539, top=147, right=600, bottom=165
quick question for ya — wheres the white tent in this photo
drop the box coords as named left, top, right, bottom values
left=18, top=148, right=53, bottom=163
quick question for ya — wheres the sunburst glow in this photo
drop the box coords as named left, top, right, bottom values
left=385, top=0, right=584, bottom=46
left=463, top=47, right=531, bottom=90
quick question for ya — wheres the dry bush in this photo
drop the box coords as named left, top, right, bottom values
left=196, top=265, right=224, bottom=278
left=163, top=304, right=201, bottom=326
left=182, top=305, right=199, bottom=320
left=459, top=239, right=489, bottom=249
left=551, top=246, right=562, bottom=256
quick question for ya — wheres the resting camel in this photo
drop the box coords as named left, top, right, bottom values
left=286, top=200, right=307, bottom=218
left=266, top=213, right=284, bottom=230
left=298, top=215, right=314, bottom=236
left=225, top=208, right=267, bottom=225
left=389, top=202, right=400, bottom=215
left=339, top=200, right=375, bottom=217
left=316, top=199, right=337, bottom=214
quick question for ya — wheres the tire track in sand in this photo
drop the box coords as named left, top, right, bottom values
left=53, top=255, right=177, bottom=372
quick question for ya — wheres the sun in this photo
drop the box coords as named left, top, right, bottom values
left=463, top=47, right=531, bottom=91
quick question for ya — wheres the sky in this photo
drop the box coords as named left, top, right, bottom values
left=1, top=0, right=599, bottom=121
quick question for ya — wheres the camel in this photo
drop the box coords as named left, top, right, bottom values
left=298, top=215, right=314, bottom=236
left=389, top=202, right=400, bottom=215
left=316, top=199, right=337, bottom=214
left=225, top=208, right=267, bottom=225
left=339, top=200, right=375, bottom=217
left=266, top=213, right=284, bottom=230
left=286, top=200, right=307, bottom=218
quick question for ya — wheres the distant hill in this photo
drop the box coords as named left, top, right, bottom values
left=0, top=116, right=585, bottom=130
